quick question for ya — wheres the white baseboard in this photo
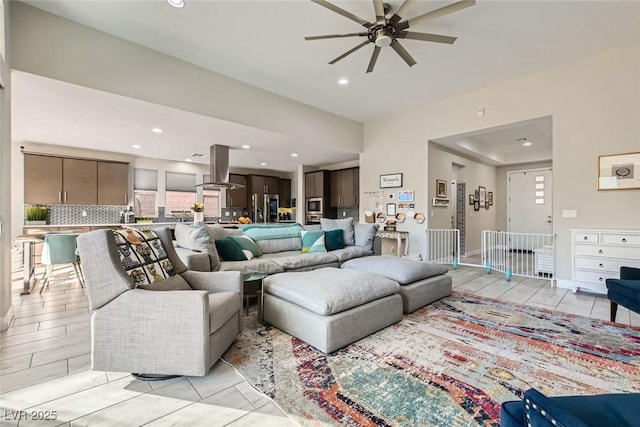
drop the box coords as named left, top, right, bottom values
left=0, top=305, right=14, bottom=331
left=556, top=279, right=607, bottom=295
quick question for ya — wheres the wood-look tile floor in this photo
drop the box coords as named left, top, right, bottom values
left=1, top=263, right=638, bottom=426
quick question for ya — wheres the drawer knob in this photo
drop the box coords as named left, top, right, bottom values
left=599, top=263, right=603, bottom=268
left=622, top=238, right=627, bottom=243
left=584, top=236, right=588, bottom=241
left=599, top=250, right=603, bottom=254
left=599, top=277, right=603, bottom=281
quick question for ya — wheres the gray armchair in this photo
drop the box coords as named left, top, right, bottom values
left=77, top=227, right=242, bottom=378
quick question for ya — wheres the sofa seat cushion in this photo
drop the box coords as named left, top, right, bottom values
left=208, top=291, right=241, bottom=332
left=331, top=246, right=372, bottom=262
left=218, top=258, right=284, bottom=274
left=269, top=252, right=339, bottom=271
left=264, top=267, right=399, bottom=316
left=342, top=256, right=448, bottom=285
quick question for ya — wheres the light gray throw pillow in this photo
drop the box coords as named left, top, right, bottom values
left=174, top=223, right=220, bottom=271
left=354, top=223, right=379, bottom=251
left=321, top=217, right=355, bottom=246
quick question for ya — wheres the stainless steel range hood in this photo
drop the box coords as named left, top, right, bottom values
left=197, top=145, right=244, bottom=190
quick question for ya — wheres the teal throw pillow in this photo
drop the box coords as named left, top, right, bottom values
left=229, top=235, right=262, bottom=259
left=325, top=229, right=345, bottom=251
left=301, top=230, right=327, bottom=253
left=215, top=238, right=247, bottom=261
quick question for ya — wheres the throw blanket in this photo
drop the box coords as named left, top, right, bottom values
left=240, top=223, right=303, bottom=241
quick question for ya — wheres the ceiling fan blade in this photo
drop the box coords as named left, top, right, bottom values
left=390, top=40, right=416, bottom=67
left=305, top=32, right=368, bottom=41
left=311, top=0, right=373, bottom=28
left=405, top=0, right=475, bottom=29
left=397, top=31, right=457, bottom=44
left=366, top=46, right=382, bottom=73
left=373, top=0, right=385, bottom=23
left=328, top=40, right=371, bottom=65
left=389, top=0, right=416, bottom=23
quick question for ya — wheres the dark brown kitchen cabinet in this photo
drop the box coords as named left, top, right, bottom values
left=330, top=168, right=359, bottom=207
left=249, top=175, right=279, bottom=197
left=278, top=178, right=292, bottom=207
left=305, top=170, right=329, bottom=198
left=98, top=162, right=129, bottom=205
left=227, top=174, right=248, bottom=208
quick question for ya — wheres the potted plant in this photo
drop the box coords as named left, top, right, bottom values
left=25, top=205, right=48, bottom=225
left=191, top=202, right=205, bottom=225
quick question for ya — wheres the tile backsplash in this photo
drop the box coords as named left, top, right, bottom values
left=30, top=204, right=127, bottom=225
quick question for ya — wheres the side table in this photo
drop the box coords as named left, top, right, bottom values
left=242, top=272, right=268, bottom=317
left=375, top=230, right=409, bottom=257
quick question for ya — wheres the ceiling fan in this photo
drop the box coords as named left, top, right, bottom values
left=305, top=0, right=475, bottom=73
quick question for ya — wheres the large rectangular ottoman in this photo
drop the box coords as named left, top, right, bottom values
left=341, top=256, right=452, bottom=313
left=262, top=267, right=403, bottom=353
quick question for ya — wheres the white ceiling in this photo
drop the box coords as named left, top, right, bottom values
left=12, top=0, right=640, bottom=170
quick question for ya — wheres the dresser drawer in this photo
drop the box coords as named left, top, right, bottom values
left=574, top=270, right=618, bottom=285
left=574, top=257, right=640, bottom=272
left=574, top=233, right=599, bottom=243
left=574, top=244, right=640, bottom=259
left=601, top=233, right=640, bottom=245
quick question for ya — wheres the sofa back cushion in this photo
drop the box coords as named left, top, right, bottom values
left=321, top=218, right=355, bottom=246
left=354, top=223, right=379, bottom=252
left=174, top=223, right=220, bottom=271
left=240, top=223, right=303, bottom=254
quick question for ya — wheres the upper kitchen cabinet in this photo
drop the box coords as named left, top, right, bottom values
left=97, top=162, right=129, bottom=205
left=330, top=168, right=359, bottom=208
left=227, top=174, right=248, bottom=208
left=24, top=154, right=129, bottom=205
left=278, top=178, right=292, bottom=207
left=24, top=154, right=63, bottom=204
left=305, top=170, right=329, bottom=198
left=62, top=158, right=98, bottom=204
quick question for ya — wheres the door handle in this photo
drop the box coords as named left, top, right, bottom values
left=124, top=193, right=128, bottom=204
left=64, top=191, right=67, bottom=203
left=58, top=190, right=62, bottom=203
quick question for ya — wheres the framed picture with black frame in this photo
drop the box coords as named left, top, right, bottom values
left=469, top=195, right=475, bottom=205
left=473, top=200, right=480, bottom=211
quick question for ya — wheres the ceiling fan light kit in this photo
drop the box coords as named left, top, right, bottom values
left=305, top=0, right=475, bottom=73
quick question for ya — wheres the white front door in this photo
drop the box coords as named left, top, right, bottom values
left=508, top=169, right=553, bottom=237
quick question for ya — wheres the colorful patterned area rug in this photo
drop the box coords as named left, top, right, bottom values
left=223, top=293, right=640, bottom=426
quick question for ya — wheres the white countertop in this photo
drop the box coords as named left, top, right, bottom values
left=22, top=222, right=180, bottom=228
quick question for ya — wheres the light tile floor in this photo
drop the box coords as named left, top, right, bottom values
left=1, top=263, right=638, bottom=426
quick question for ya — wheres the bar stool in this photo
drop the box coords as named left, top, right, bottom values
left=40, top=234, right=85, bottom=293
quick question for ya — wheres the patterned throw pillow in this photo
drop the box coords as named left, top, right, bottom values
left=215, top=238, right=249, bottom=261
left=325, top=229, right=345, bottom=251
left=301, top=230, right=327, bottom=253
left=113, top=228, right=176, bottom=287
left=229, top=235, right=262, bottom=259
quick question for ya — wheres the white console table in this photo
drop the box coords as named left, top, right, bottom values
left=570, top=229, right=640, bottom=294
left=376, top=230, right=409, bottom=257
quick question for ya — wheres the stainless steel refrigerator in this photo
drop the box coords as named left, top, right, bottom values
left=251, top=194, right=279, bottom=223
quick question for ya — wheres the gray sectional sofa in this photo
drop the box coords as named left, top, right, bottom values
left=173, top=219, right=378, bottom=274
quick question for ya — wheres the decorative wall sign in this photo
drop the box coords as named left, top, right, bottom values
left=597, top=152, right=640, bottom=190
left=380, top=173, right=403, bottom=188
left=432, top=198, right=450, bottom=207
left=436, top=180, right=447, bottom=198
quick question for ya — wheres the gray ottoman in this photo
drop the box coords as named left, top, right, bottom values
left=341, top=256, right=452, bottom=313
left=262, top=267, right=403, bottom=353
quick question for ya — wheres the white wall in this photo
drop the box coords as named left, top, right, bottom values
left=9, top=3, right=362, bottom=155
left=363, top=41, right=640, bottom=280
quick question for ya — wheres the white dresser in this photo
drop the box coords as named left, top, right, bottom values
left=571, top=229, right=640, bottom=294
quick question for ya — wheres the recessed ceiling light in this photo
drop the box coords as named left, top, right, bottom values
left=185, top=159, right=192, bottom=162
left=167, top=0, right=185, bottom=8
left=522, top=141, right=533, bottom=147
left=191, top=153, right=205, bottom=157
left=337, top=78, right=349, bottom=86
left=291, top=153, right=299, bottom=158
left=132, top=144, right=141, bottom=149
left=151, top=127, right=163, bottom=134
left=260, top=162, right=267, bottom=166
left=241, top=144, right=251, bottom=149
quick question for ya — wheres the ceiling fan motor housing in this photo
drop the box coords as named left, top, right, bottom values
left=370, top=25, right=396, bottom=47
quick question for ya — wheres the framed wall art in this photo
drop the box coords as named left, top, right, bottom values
left=380, top=173, right=403, bottom=188
left=488, top=192, right=494, bottom=205
left=436, top=180, right=447, bottom=198
left=469, top=195, right=475, bottom=205
left=386, top=203, right=396, bottom=216
left=397, top=190, right=415, bottom=202
left=473, top=200, right=480, bottom=211
left=479, top=186, right=486, bottom=204
left=597, top=152, right=640, bottom=190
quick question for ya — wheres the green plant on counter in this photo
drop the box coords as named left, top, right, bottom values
left=26, top=205, right=47, bottom=222
left=136, top=217, right=153, bottom=223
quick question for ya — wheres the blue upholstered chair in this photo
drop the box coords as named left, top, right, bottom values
left=40, top=233, right=84, bottom=294
left=606, top=266, right=640, bottom=322
left=500, top=388, right=640, bottom=427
